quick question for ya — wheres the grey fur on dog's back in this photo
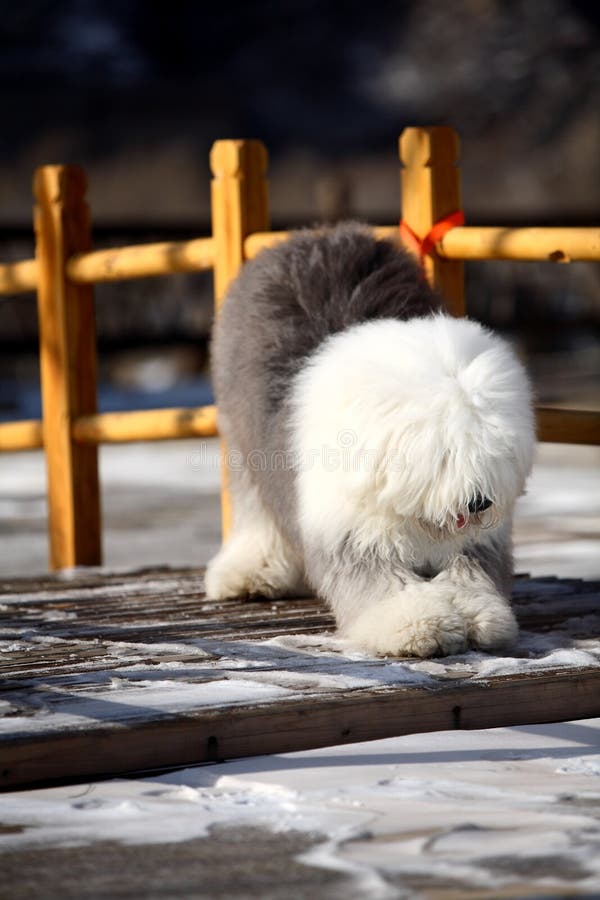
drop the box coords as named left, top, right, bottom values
left=212, top=221, right=441, bottom=539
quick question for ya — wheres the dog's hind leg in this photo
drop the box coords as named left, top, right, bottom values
left=205, top=465, right=308, bottom=600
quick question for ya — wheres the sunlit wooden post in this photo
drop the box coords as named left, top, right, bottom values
left=399, top=127, right=465, bottom=316
left=210, top=140, right=270, bottom=539
left=34, top=165, right=102, bottom=569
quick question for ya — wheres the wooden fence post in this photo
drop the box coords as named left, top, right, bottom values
left=34, top=165, right=102, bottom=569
left=399, top=127, right=465, bottom=316
left=210, top=140, right=270, bottom=539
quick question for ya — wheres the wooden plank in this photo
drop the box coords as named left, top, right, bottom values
left=2, top=667, right=599, bottom=791
left=72, top=405, right=218, bottom=443
left=399, top=127, right=465, bottom=316
left=34, top=165, right=102, bottom=569
left=1, top=584, right=597, bottom=681
left=210, top=139, right=270, bottom=539
left=66, top=237, right=215, bottom=283
left=1, top=568, right=599, bottom=790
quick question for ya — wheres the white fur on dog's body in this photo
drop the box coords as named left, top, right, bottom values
left=291, top=316, right=532, bottom=547
left=206, top=226, right=535, bottom=658
left=284, top=315, right=532, bottom=654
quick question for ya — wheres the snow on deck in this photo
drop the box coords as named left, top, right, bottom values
left=1, top=565, right=599, bottom=793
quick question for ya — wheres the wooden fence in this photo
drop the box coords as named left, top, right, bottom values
left=0, top=127, right=599, bottom=571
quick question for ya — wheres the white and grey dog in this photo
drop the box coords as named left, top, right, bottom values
left=206, top=222, right=536, bottom=658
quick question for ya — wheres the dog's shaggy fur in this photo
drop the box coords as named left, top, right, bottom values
left=206, top=222, right=536, bottom=657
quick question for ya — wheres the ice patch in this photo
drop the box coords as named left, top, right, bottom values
left=475, top=648, right=600, bottom=678
left=0, top=678, right=297, bottom=736
left=555, top=758, right=600, bottom=777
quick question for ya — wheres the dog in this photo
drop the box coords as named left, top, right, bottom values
left=205, top=222, right=535, bottom=658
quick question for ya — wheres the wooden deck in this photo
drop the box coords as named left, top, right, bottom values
left=1, top=567, right=599, bottom=791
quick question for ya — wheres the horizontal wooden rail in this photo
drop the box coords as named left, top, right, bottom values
left=3, top=226, right=599, bottom=296
left=0, top=237, right=216, bottom=296
left=0, top=406, right=218, bottom=451
left=0, top=258, right=38, bottom=295
left=244, top=230, right=289, bottom=258
left=2, top=404, right=598, bottom=452
left=66, top=236, right=215, bottom=284
left=438, top=226, right=600, bottom=262
left=0, top=418, right=44, bottom=451
left=71, top=405, right=218, bottom=444
left=244, top=228, right=404, bottom=258
left=536, top=407, right=600, bottom=445
left=244, top=226, right=600, bottom=263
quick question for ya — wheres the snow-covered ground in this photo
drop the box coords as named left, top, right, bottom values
left=1, top=438, right=599, bottom=578
left=513, top=442, right=600, bottom=581
left=2, top=720, right=600, bottom=897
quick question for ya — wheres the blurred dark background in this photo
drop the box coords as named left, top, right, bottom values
left=1, top=0, right=599, bottom=421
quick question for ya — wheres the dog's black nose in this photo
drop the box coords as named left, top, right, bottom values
left=468, top=493, right=492, bottom=514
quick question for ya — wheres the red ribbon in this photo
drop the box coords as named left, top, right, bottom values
left=399, top=210, right=465, bottom=265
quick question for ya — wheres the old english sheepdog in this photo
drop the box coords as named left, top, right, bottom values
left=206, top=222, right=535, bottom=658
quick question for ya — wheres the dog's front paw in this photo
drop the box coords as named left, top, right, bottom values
left=457, top=598, right=518, bottom=650
left=435, top=557, right=518, bottom=650
left=344, top=592, right=467, bottom=658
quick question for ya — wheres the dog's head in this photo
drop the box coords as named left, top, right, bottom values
left=292, top=314, right=535, bottom=549
left=370, top=316, right=536, bottom=537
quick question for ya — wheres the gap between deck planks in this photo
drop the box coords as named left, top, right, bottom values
left=1, top=567, right=599, bottom=791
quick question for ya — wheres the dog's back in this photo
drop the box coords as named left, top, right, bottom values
left=213, top=222, right=439, bottom=413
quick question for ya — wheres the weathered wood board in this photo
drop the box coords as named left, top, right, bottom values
left=1, top=567, right=599, bottom=791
